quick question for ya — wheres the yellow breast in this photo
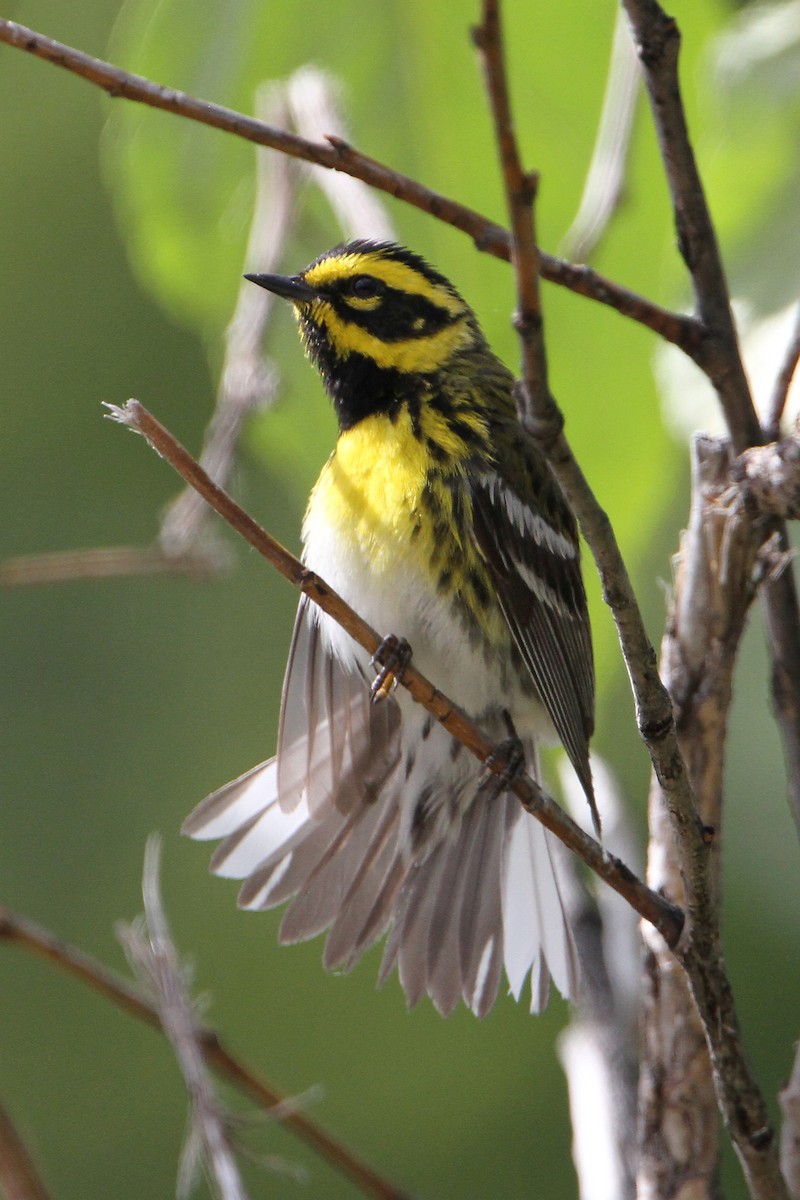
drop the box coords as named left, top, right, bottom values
left=305, top=409, right=431, bottom=575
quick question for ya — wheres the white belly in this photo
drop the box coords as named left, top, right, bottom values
left=302, top=507, right=556, bottom=750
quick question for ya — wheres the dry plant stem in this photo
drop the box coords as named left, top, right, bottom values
left=760, top=566, right=800, bottom=842
left=125, top=838, right=248, bottom=1200
left=558, top=872, right=638, bottom=1198
left=0, top=19, right=699, bottom=355
left=760, top=311, right=800, bottom=841
left=641, top=438, right=787, bottom=1200
left=106, top=397, right=683, bottom=944
left=286, top=67, right=396, bottom=242
left=0, top=907, right=412, bottom=1200
left=0, top=1097, right=53, bottom=1200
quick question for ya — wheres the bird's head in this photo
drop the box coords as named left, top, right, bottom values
left=246, top=240, right=484, bottom=428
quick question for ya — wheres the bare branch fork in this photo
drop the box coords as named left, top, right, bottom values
left=105, top=397, right=682, bottom=947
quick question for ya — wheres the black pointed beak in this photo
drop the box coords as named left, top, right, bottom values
left=244, top=272, right=319, bottom=303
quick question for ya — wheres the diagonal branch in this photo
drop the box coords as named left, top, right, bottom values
left=0, top=17, right=700, bottom=355
left=0, top=905, right=412, bottom=1200
left=104, top=397, right=683, bottom=947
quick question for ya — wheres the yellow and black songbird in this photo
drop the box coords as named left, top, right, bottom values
left=183, top=240, right=595, bottom=1017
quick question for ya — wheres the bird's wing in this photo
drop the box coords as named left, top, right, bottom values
left=183, top=594, right=402, bottom=857
left=470, top=467, right=596, bottom=822
left=275, top=594, right=401, bottom=815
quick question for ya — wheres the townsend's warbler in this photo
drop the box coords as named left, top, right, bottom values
left=184, top=240, right=595, bottom=1017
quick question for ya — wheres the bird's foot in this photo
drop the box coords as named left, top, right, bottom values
left=483, top=713, right=526, bottom=797
left=370, top=634, right=412, bottom=703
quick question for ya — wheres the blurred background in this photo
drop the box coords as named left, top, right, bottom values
left=1, top=1, right=799, bottom=1196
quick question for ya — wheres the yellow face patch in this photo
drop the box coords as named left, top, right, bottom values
left=303, top=251, right=466, bottom=318
left=300, top=303, right=473, bottom=373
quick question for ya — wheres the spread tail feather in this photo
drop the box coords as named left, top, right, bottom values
left=183, top=598, right=580, bottom=1015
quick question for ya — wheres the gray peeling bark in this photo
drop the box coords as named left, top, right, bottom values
left=638, top=437, right=778, bottom=1199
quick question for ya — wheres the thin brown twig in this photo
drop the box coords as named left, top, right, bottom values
left=105, top=397, right=684, bottom=946
left=765, top=303, right=800, bottom=441
left=0, top=1096, right=53, bottom=1200
left=0, top=17, right=701, bottom=356
left=620, top=0, right=759, bottom=453
left=0, top=905, right=413, bottom=1200
left=473, top=0, right=699, bottom=898
left=473, top=1, right=551, bottom=428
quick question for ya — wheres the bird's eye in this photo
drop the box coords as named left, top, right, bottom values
left=350, top=275, right=382, bottom=300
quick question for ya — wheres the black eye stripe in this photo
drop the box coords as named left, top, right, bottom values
left=350, top=275, right=383, bottom=299
left=328, top=287, right=460, bottom=343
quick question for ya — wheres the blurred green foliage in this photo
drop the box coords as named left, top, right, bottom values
left=1, top=1, right=798, bottom=1198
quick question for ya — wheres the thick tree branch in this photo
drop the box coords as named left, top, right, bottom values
left=0, top=906, right=412, bottom=1200
left=0, top=18, right=700, bottom=354
left=104, top=397, right=684, bottom=946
